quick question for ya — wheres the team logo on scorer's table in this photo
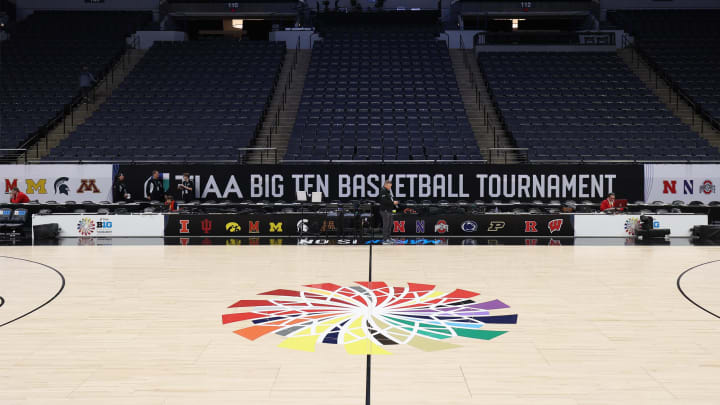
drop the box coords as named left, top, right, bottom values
left=222, top=282, right=518, bottom=354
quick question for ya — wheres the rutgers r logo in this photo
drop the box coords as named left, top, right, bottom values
left=393, top=221, right=406, bottom=233
left=524, top=221, right=538, bottom=233
left=201, top=219, right=212, bottom=234
left=77, top=179, right=100, bottom=193
left=548, top=219, right=564, bottom=233
left=487, top=221, right=505, bottom=232
left=179, top=220, right=190, bottom=234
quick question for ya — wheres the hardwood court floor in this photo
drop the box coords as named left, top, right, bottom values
left=0, top=245, right=719, bottom=405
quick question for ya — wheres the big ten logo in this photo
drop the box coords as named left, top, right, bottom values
left=269, top=222, right=283, bottom=233
left=5, top=179, right=47, bottom=194
left=320, top=220, right=336, bottom=233
left=77, top=179, right=100, bottom=193
left=96, top=219, right=113, bottom=230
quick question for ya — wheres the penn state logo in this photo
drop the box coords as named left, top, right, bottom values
left=461, top=220, right=478, bottom=232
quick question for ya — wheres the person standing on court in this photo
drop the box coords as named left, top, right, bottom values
left=146, top=170, right=165, bottom=201
left=378, top=179, right=399, bottom=244
left=177, top=173, right=194, bottom=203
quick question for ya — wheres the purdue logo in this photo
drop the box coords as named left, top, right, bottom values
left=487, top=221, right=505, bottom=232
left=77, top=179, right=100, bottom=193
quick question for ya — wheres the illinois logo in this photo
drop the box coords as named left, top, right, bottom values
left=76, top=218, right=95, bottom=236
left=222, top=282, right=517, bottom=354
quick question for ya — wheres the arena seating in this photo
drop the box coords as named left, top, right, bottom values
left=0, top=11, right=150, bottom=154
left=608, top=10, right=720, bottom=122
left=285, top=17, right=482, bottom=161
left=478, top=52, right=720, bottom=161
left=44, top=40, right=285, bottom=161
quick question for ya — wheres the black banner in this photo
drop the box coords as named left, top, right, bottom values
left=117, top=164, right=644, bottom=203
left=163, top=213, right=574, bottom=237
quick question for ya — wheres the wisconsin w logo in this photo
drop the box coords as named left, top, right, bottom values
left=548, top=219, right=564, bottom=233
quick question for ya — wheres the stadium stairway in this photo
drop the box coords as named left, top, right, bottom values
left=21, top=48, right=147, bottom=162
left=618, top=48, right=720, bottom=151
left=450, top=49, right=520, bottom=163
left=246, top=49, right=311, bottom=164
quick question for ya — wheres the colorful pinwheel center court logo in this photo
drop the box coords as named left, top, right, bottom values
left=624, top=217, right=639, bottom=235
left=76, top=218, right=96, bottom=236
left=221, top=282, right=518, bottom=355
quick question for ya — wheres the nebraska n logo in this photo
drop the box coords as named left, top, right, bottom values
left=548, top=219, right=564, bottom=233
left=393, top=221, right=406, bottom=233
left=77, top=179, right=100, bottom=193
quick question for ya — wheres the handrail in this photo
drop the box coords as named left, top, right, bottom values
left=238, top=147, right=278, bottom=164
left=459, top=31, right=518, bottom=161
left=0, top=149, right=28, bottom=164
left=10, top=40, right=131, bottom=163
left=267, top=35, right=301, bottom=150
left=631, top=39, right=719, bottom=135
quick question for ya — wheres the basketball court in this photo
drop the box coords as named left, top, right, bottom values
left=1, top=245, right=718, bottom=404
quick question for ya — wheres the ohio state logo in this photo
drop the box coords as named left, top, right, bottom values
left=701, top=180, right=716, bottom=195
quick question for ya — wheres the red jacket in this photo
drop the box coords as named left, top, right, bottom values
left=10, top=191, right=30, bottom=204
left=600, top=199, right=622, bottom=212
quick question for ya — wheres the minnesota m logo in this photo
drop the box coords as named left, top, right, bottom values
left=77, top=179, right=100, bottom=193
left=25, top=179, right=47, bottom=194
left=269, top=222, right=283, bottom=233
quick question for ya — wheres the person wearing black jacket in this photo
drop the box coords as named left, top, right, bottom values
left=177, top=173, right=194, bottom=203
left=378, top=179, right=398, bottom=244
left=113, top=173, right=131, bottom=201
left=146, top=170, right=165, bottom=201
